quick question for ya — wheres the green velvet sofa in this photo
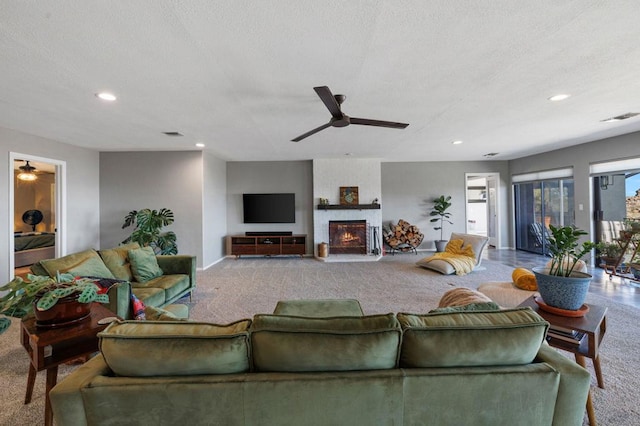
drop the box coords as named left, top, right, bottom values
left=30, top=243, right=196, bottom=319
left=50, top=304, right=590, bottom=426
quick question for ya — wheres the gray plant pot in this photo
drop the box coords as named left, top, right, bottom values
left=434, top=240, right=448, bottom=252
left=532, top=267, right=592, bottom=311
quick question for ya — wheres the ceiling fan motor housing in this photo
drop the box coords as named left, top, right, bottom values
left=331, top=116, right=350, bottom=127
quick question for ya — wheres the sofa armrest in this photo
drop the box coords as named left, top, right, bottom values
left=156, top=255, right=196, bottom=289
left=50, top=355, right=112, bottom=426
left=535, top=344, right=591, bottom=426
left=105, top=281, right=132, bottom=319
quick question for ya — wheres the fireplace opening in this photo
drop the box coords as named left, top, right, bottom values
left=329, top=220, right=367, bottom=255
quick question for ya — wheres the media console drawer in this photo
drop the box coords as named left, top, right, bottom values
left=227, top=234, right=306, bottom=258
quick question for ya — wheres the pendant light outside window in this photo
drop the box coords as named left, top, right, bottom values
left=17, top=161, right=37, bottom=181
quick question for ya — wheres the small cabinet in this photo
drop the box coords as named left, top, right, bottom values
left=227, top=235, right=306, bottom=258
left=281, top=236, right=306, bottom=255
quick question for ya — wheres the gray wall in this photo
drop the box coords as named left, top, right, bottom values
left=99, top=151, right=204, bottom=267
left=1, top=127, right=100, bottom=282
left=510, top=131, right=640, bottom=241
left=381, top=161, right=511, bottom=249
left=226, top=161, right=314, bottom=254
left=202, top=153, right=227, bottom=267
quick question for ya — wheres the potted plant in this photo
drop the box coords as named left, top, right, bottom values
left=532, top=225, right=596, bottom=311
left=595, top=242, right=624, bottom=268
left=122, top=208, right=178, bottom=255
left=0, top=272, right=109, bottom=333
left=429, top=195, right=452, bottom=252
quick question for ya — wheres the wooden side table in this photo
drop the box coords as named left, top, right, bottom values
left=518, top=296, right=607, bottom=426
left=20, top=303, right=116, bottom=426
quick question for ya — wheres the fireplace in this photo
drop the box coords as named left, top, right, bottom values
left=329, top=220, right=367, bottom=254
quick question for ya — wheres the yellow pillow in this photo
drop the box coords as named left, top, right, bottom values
left=512, top=268, right=537, bottom=291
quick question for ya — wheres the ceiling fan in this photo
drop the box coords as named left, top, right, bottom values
left=291, top=86, right=409, bottom=142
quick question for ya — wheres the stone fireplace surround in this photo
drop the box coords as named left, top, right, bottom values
left=312, top=159, right=383, bottom=261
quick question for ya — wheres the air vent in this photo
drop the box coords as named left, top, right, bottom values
left=483, top=152, right=499, bottom=158
left=163, top=131, right=184, bottom=136
left=601, top=112, right=639, bottom=122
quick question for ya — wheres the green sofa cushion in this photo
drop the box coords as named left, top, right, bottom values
left=250, top=313, right=401, bottom=372
left=40, top=249, right=115, bottom=279
left=397, top=307, right=548, bottom=368
left=131, top=287, right=165, bottom=306
left=128, top=247, right=163, bottom=283
left=99, top=320, right=252, bottom=376
left=98, top=242, right=140, bottom=281
left=273, top=299, right=364, bottom=317
left=142, top=274, right=190, bottom=301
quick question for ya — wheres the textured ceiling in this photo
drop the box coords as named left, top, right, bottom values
left=2, top=1, right=640, bottom=162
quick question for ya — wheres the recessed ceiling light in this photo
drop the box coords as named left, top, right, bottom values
left=195, top=143, right=205, bottom=148
left=548, top=94, right=570, bottom=102
left=96, top=92, right=117, bottom=101
left=452, top=140, right=463, bottom=145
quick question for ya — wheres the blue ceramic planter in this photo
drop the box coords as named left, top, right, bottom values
left=532, top=267, right=592, bottom=311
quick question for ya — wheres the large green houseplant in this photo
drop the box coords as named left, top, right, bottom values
left=0, top=272, right=109, bottom=334
left=429, top=195, right=453, bottom=252
left=122, top=208, right=178, bottom=255
left=532, top=225, right=596, bottom=311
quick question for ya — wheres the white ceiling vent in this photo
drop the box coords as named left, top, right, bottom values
left=601, top=113, right=639, bottom=122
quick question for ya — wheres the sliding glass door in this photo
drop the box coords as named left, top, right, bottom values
left=514, top=178, right=574, bottom=255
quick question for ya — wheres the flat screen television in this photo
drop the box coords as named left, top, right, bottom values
left=243, top=193, right=295, bottom=223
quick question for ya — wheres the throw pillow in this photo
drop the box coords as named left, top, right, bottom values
left=512, top=267, right=537, bottom=291
left=98, top=242, right=140, bottom=281
left=437, top=287, right=493, bottom=308
left=128, top=247, right=163, bottom=283
left=41, top=249, right=115, bottom=279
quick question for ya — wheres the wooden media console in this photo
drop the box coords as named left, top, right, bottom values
left=227, top=234, right=306, bottom=258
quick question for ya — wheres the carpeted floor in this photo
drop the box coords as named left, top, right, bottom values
left=1, top=256, right=638, bottom=425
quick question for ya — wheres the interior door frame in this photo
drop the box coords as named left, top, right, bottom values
left=465, top=172, right=501, bottom=248
left=8, top=152, right=66, bottom=276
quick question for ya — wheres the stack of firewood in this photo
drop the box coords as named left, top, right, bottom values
left=383, top=219, right=424, bottom=251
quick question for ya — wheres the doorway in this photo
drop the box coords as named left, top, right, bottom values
left=9, top=153, right=65, bottom=277
left=465, top=173, right=500, bottom=248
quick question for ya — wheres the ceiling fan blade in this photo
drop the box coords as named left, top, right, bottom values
left=314, top=86, right=343, bottom=118
left=291, top=122, right=332, bottom=142
left=350, top=117, right=409, bottom=129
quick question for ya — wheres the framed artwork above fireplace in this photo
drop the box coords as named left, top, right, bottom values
left=339, top=186, right=359, bottom=205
